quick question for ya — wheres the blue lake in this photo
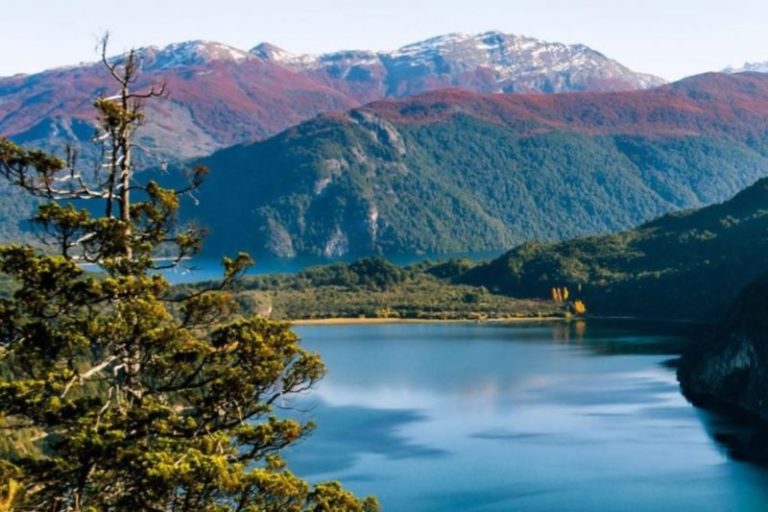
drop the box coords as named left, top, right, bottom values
left=282, top=322, right=768, bottom=511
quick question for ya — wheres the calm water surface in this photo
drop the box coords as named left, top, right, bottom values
left=281, top=322, right=768, bottom=511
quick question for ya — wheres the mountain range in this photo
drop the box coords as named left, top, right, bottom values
left=254, top=31, right=664, bottom=100
left=189, top=72, right=768, bottom=258
left=5, top=33, right=768, bottom=262
left=0, top=41, right=355, bottom=165
left=0, top=31, right=663, bottom=165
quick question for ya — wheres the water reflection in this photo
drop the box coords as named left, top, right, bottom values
left=285, top=403, right=448, bottom=477
left=481, top=320, right=691, bottom=356
left=697, top=408, right=768, bottom=465
left=284, top=322, right=768, bottom=511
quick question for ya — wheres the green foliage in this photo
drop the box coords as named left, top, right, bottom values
left=191, top=111, right=768, bottom=258
left=176, top=258, right=560, bottom=321
left=424, top=258, right=477, bottom=279
left=0, top=42, right=377, bottom=512
left=461, top=177, right=768, bottom=321
left=292, top=257, right=407, bottom=290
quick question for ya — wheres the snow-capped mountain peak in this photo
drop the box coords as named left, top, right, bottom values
left=250, top=42, right=295, bottom=62
left=390, top=32, right=475, bottom=56
left=724, top=62, right=768, bottom=74
left=134, top=40, right=253, bottom=70
left=254, top=31, right=665, bottom=95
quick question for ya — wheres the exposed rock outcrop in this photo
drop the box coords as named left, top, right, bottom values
left=678, top=274, right=768, bottom=421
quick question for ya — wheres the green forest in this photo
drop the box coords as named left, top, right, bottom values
left=191, top=104, right=768, bottom=258
left=460, top=176, right=768, bottom=321
left=175, top=257, right=562, bottom=321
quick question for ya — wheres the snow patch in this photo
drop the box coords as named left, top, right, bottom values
left=135, top=40, right=253, bottom=70
left=725, top=62, right=768, bottom=74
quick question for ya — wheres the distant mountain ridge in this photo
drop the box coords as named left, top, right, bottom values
left=724, top=62, right=768, bottom=74
left=188, top=72, right=768, bottom=259
left=0, top=31, right=664, bottom=167
left=0, top=41, right=355, bottom=165
left=253, top=31, right=665, bottom=101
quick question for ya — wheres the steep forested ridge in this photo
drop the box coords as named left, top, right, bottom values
left=460, top=176, right=768, bottom=321
left=191, top=73, right=768, bottom=258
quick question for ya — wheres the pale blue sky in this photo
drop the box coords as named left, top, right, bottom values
left=3, top=0, right=766, bottom=80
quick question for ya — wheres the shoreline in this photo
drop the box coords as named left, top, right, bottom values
left=289, top=316, right=567, bottom=326
left=288, top=315, right=711, bottom=329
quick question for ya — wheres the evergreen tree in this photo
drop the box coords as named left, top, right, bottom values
left=0, top=36, right=378, bottom=512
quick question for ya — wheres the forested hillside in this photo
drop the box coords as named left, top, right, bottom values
left=460, top=177, right=768, bottom=321
left=191, top=73, right=768, bottom=258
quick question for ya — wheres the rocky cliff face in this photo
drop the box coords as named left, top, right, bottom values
left=678, top=274, right=768, bottom=421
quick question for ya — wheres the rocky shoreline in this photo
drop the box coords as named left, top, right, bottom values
left=677, top=274, right=768, bottom=424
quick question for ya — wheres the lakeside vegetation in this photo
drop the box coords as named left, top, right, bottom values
left=174, top=257, right=565, bottom=321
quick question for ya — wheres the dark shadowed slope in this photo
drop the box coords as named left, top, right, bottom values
left=678, top=272, right=768, bottom=431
